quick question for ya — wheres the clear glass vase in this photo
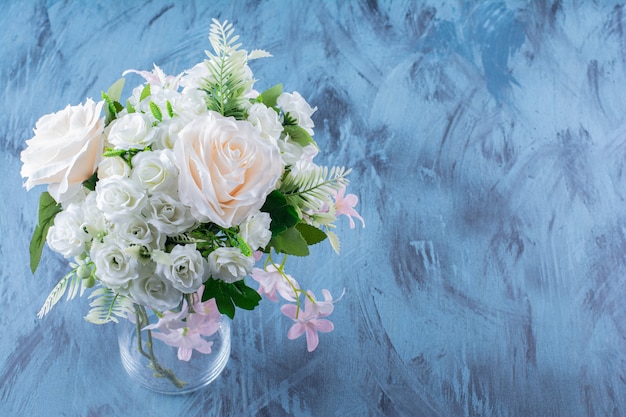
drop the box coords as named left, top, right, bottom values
left=117, top=306, right=231, bottom=395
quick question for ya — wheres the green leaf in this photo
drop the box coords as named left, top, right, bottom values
left=202, top=278, right=261, bottom=319
left=230, top=280, right=262, bottom=310
left=283, top=125, right=318, bottom=149
left=126, top=100, right=136, bottom=113
left=139, top=84, right=151, bottom=101
left=295, top=223, right=327, bottom=245
left=260, top=83, right=282, bottom=108
left=30, top=192, right=62, bottom=273
left=166, top=100, right=174, bottom=118
left=82, top=172, right=98, bottom=192
left=106, top=77, right=126, bottom=103
left=269, top=226, right=310, bottom=257
left=261, top=190, right=300, bottom=237
left=102, top=78, right=125, bottom=126
left=150, top=101, right=163, bottom=122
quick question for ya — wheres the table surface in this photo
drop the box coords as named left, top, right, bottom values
left=2, top=1, right=626, bottom=416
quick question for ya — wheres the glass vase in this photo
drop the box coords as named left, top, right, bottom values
left=117, top=306, right=231, bottom=395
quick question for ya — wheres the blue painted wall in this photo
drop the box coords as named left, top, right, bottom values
left=2, top=1, right=626, bottom=416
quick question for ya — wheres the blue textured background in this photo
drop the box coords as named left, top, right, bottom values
left=2, top=1, right=626, bottom=416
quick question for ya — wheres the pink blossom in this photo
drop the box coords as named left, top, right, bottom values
left=280, top=290, right=337, bottom=352
left=251, top=266, right=300, bottom=302
left=152, top=328, right=214, bottom=361
left=333, top=186, right=364, bottom=229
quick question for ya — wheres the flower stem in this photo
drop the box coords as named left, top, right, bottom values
left=134, top=305, right=187, bottom=389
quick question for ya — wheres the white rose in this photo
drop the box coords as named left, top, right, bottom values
left=46, top=204, right=90, bottom=258
left=173, top=111, right=283, bottom=227
left=81, top=192, right=108, bottom=238
left=98, top=156, right=130, bottom=179
left=131, top=150, right=178, bottom=195
left=110, top=215, right=164, bottom=250
left=278, top=137, right=319, bottom=167
left=239, top=212, right=272, bottom=250
left=158, top=244, right=206, bottom=293
left=20, top=99, right=105, bottom=204
left=247, top=103, right=283, bottom=144
left=129, top=270, right=183, bottom=311
left=90, top=236, right=141, bottom=294
left=207, top=247, right=254, bottom=283
left=95, top=176, right=147, bottom=221
left=277, top=91, right=317, bottom=135
left=144, top=192, right=196, bottom=235
left=106, top=113, right=158, bottom=150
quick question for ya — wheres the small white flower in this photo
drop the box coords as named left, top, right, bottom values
left=131, top=149, right=178, bottom=195
left=81, top=192, right=108, bottom=238
left=247, top=103, right=283, bottom=144
left=110, top=215, right=164, bottom=250
left=158, top=244, right=206, bottom=293
left=277, top=91, right=317, bottom=135
left=278, top=137, right=319, bottom=168
left=207, top=247, right=254, bottom=283
left=129, top=270, right=183, bottom=311
left=90, top=236, right=141, bottom=295
left=239, top=212, right=272, bottom=250
left=95, top=176, right=147, bottom=221
left=107, top=112, right=158, bottom=150
left=98, top=156, right=131, bottom=179
left=144, top=192, right=196, bottom=235
left=46, top=204, right=90, bottom=258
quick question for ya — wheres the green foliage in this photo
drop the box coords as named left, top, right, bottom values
left=259, top=83, right=282, bottom=108
left=102, top=78, right=126, bottom=125
left=296, top=223, right=327, bottom=245
left=203, top=19, right=255, bottom=118
left=269, top=226, right=309, bottom=257
left=202, top=278, right=261, bottom=319
left=29, top=192, right=62, bottom=274
left=280, top=166, right=350, bottom=215
left=84, top=287, right=134, bottom=324
left=139, top=84, right=151, bottom=101
left=150, top=101, right=163, bottom=122
left=260, top=190, right=300, bottom=237
left=82, top=172, right=98, bottom=192
left=166, top=100, right=174, bottom=118
left=283, top=124, right=318, bottom=149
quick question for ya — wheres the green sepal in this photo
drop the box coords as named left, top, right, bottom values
left=260, top=190, right=300, bottom=237
left=102, top=78, right=126, bottom=126
left=126, top=100, right=136, bottom=114
left=82, top=172, right=98, bottom=192
left=29, top=192, right=62, bottom=274
left=139, top=84, right=151, bottom=101
left=283, top=124, right=318, bottom=149
left=106, top=77, right=126, bottom=103
left=150, top=101, right=163, bottom=122
left=202, top=278, right=262, bottom=319
left=259, top=83, right=282, bottom=108
left=295, top=223, right=327, bottom=246
left=269, top=226, right=310, bottom=257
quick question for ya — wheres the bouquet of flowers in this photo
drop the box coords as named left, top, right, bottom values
left=20, top=20, right=363, bottom=388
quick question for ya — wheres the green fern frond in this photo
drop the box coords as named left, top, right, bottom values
left=202, top=19, right=256, bottom=118
left=84, top=287, right=134, bottom=324
left=280, top=166, right=351, bottom=214
left=37, top=269, right=84, bottom=319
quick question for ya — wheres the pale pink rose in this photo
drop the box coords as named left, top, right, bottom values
left=173, top=111, right=283, bottom=227
left=20, top=99, right=105, bottom=203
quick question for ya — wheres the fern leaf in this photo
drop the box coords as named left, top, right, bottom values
left=84, top=287, right=134, bottom=324
left=327, top=230, right=341, bottom=254
left=280, top=166, right=351, bottom=214
left=37, top=270, right=83, bottom=319
left=203, top=19, right=256, bottom=118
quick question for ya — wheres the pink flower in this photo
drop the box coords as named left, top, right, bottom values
left=251, top=265, right=300, bottom=302
left=280, top=290, right=336, bottom=352
left=333, top=186, right=364, bottom=229
left=152, top=328, right=214, bottom=361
